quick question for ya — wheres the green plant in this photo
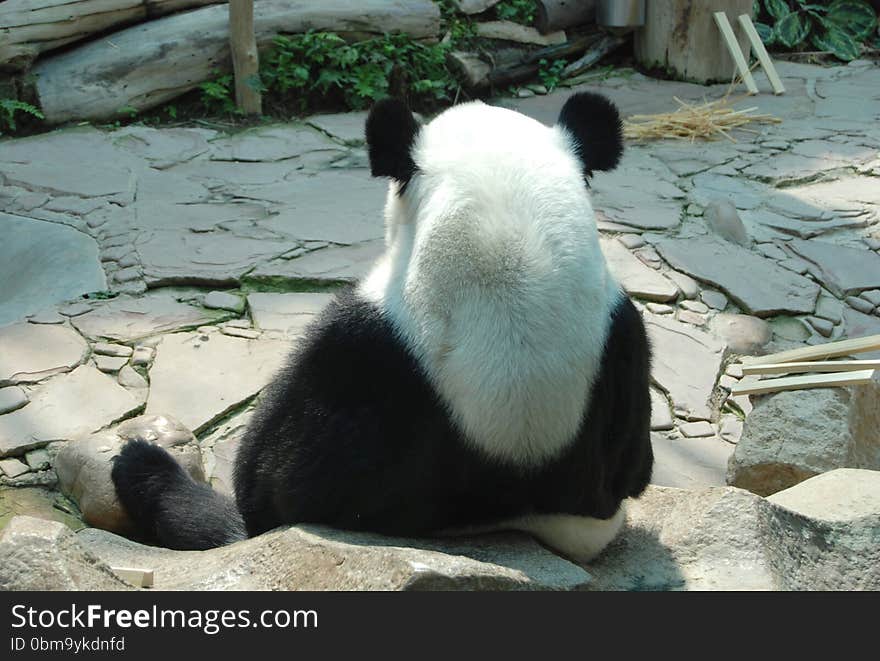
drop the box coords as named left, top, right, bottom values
left=199, top=73, right=238, bottom=114
left=258, top=31, right=456, bottom=113
left=753, top=0, right=878, bottom=61
left=495, top=0, right=538, bottom=25
left=0, top=98, right=44, bottom=132
left=538, top=58, right=567, bottom=92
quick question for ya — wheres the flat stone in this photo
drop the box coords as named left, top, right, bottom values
left=681, top=300, right=709, bottom=314
left=306, top=111, right=368, bottom=145
left=55, top=415, right=204, bottom=534
left=778, top=256, right=810, bottom=275
left=71, top=294, right=216, bottom=342
left=646, top=303, right=673, bottom=315
left=208, top=124, right=339, bottom=162
left=788, top=239, right=880, bottom=297
left=728, top=381, right=880, bottom=496
left=247, top=293, right=334, bottom=336
left=767, top=468, right=880, bottom=524
left=718, top=374, right=738, bottom=390
left=650, top=388, right=673, bottom=431
left=679, top=421, right=715, bottom=438
left=59, top=302, right=94, bottom=317
left=645, top=314, right=725, bottom=421
left=678, top=310, right=706, bottom=326
left=601, top=239, right=679, bottom=302
left=719, top=416, right=743, bottom=444
left=93, top=342, right=132, bottom=358
left=842, top=308, right=880, bottom=359
left=0, top=387, right=28, bottom=415
left=815, top=293, right=844, bottom=324
left=806, top=316, right=834, bottom=338
left=27, top=310, right=65, bottom=324
left=94, top=355, right=128, bottom=374
left=691, top=173, right=765, bottom=210
left=701, top=290, right=728, bottom=310
left=0, top=458, right=29, bottom=478
left=0, top=365, right=140, bottom=457
left=203, top=291, right=246, bottom=313
left=846, top=296, right=874, bottom=314
left=769, top=316, right=811, bottom=342
left=0, top=213, right=107, bottom=326
left=649, top=434, right=734, bottom=489
left=130, top=346, right=155, bottom=367
left=117, top=365, right=147, bottom=394
left=757, top=243, right=788, bottom=261
left=75, top=524, right=590, bottom=591
left=112, top=125, right=211, bottom=168
left=665, top=270, right=700, bottom=299
left=145, top=332, right=291, bottom=434
left=0, top=323, right=89, bottom=387
left=710, top=313, right=772, bottom=356
left=861, top=290, right=880, bottom=307
left=617, top=234, right=645, bottom=250
left=220, top=326, right=260, bottom=339
left=654, top=236, right=819, bottom=317
left=247, top=240, right=384, bottom=285
left=136, top=230, right=295, bottom=288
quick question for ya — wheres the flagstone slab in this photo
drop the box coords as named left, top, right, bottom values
left=601, top=239, right=678, bottom=302
left=247, top=240, right=384, bottom=285
left=70, top=294, right=217, bottom=342
left=654, top=236, right=819, bottom=317
left=0, top=366, right=140, bottom=457
left=247, top=293, right=334, bottom=335
left=0, top=324, right=88, bottom=387
left=788, top=239, right=880, bottom=298
left=0, top=213, right=106, bottom=327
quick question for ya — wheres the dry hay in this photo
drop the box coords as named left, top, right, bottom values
left=623, top=95, right=781, bottom=143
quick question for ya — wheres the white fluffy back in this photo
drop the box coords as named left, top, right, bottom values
left=360, top=102, right=621, bottom=467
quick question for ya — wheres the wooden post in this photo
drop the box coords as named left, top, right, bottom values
left=229, top=0, right=261, bottom=115
left=634, top=0, right=753, bottom=84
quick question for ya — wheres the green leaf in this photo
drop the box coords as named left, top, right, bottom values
left=774, top=11, right=812, bottom=47
left=754, top=21, right=775, bottom=44
left=764, top=0, right=792, bottom=20
left=812, top=24, right=862, bottom=60
left=826, top=0, right=877, bottom=39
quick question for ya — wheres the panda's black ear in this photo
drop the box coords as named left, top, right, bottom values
left=556, top=92, right=623, bottom=177
left=365, top=98, right=420, bottom=186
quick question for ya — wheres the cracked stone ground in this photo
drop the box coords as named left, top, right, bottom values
left=1, top=60, right=879, bottom=521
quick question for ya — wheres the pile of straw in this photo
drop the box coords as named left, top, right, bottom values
left=623, top=95, right=781, bottom=142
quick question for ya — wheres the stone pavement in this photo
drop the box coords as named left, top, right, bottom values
left=1, top=60, right=879, bottom=513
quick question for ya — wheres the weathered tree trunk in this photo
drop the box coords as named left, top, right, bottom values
left=535, top=0, right=597, bottom=35
left=229, top=0, right=261, bottom=115
left=32, top=0, right=441, bottom=124
left=0, top=0, right=225, bottom=71
left=634, top=0, right=753, bottom=84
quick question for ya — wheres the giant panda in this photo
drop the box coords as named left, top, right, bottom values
left=111, top=92, right=653, bottom=563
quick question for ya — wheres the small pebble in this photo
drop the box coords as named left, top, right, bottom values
left=24, top=449, right=51, bottom=471
left=701, top=290, right=728, bottom=311
left=719, top=417, right=743, bottom=444
left=93, top=342, right=133, bottom=358
left=617, top=234, right=645, bottom=250
left=94, top=355, right=128, bottom=374
left=0, top=458, right=30, bottom=478
left=130, top=346, right=155, bottom=367
left=681, top=300, right=709, bottom=314
left=806, top=316, right=834, bottom=338
left=27, top=310, right=65, bottom=324
left=860, top=290, right=880, bottom=307
left=719, top=374, right=738, bottom=390
left=0, top=386, right=28, bottom=415
left=221, top=327, right=260, bottom=340
left=846, top=296, right=874, bottom=314
left=864, top=238, right=880, bottom=251
left=646, top=303, right=674, bottom=315
left=679, top=421, right=715, bottom=438
left=666, top=271, right=699, bottom=299
left=679, top=310, right=707, bottom=326
left=203, top=291, right=246, bottom=314
left=725, top=363, right=744, bottom=379
left=59, top=302, right=93, bottom=317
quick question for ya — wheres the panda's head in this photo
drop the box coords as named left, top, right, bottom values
left=365, top=93, right=623, bottom=246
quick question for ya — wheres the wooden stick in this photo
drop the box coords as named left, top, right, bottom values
left=741, top=359, right=880, bottom=376
left=229, top=0, right=261, bottom=115
left=737, top=14, right=785, bottom=94
left=111, top=567, right=155, bottom=588
left=731, top=369, right=875, bottom=396
left=740, top=334, right=880, bottom=365
left=713, top=12, right=758, bottom=95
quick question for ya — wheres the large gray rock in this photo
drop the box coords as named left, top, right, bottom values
left=0, top=323, right=89, bottom=386
left=728, top=381, right=880, bottom=496
left=0, top=365, right=141, bottom=457
left=645, top=314, right=725, bottom=421
left=788, top=239, right=880, bottom=298
left=654, top=236, right=820, bottom=317
left=55, top=415, right=205, bottom=534
left=710, top=313, right=772, bottom=356
left=0, top=213, right=107, bottom=327
left=75, top=525, right=590, bottom=591
left=650, top=433, right=733, bottom=489
left=703, top=200, right=750, bottom=246
left=588, top=472, right=880, bottom=590
left=0, top=516, right=129, bottom=591
left=145, top=331, right=290, bottom=433
left=600, top=239, right=679, bottom=302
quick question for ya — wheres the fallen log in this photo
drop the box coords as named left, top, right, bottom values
left=486, top=33, right=598, bottom=89
left=0, top=0, right=225, bottom=72
left=32, top=0, right=441, bottom=123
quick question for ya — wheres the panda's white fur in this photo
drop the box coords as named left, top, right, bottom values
left=360, top=101, right=623, bottom=467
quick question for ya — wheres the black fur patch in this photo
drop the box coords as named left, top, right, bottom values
left=557, top=92, right=624, bottom=177
left=112, top=439, right=246, bottom=550
left=365, top=98, right=420, bottom=190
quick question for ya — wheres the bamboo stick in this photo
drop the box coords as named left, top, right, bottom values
left=740, top=334, right=880, bottom=365
left=741, top=359, right=880, bottom=376
left=731, top=369, right=876, bottom=396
